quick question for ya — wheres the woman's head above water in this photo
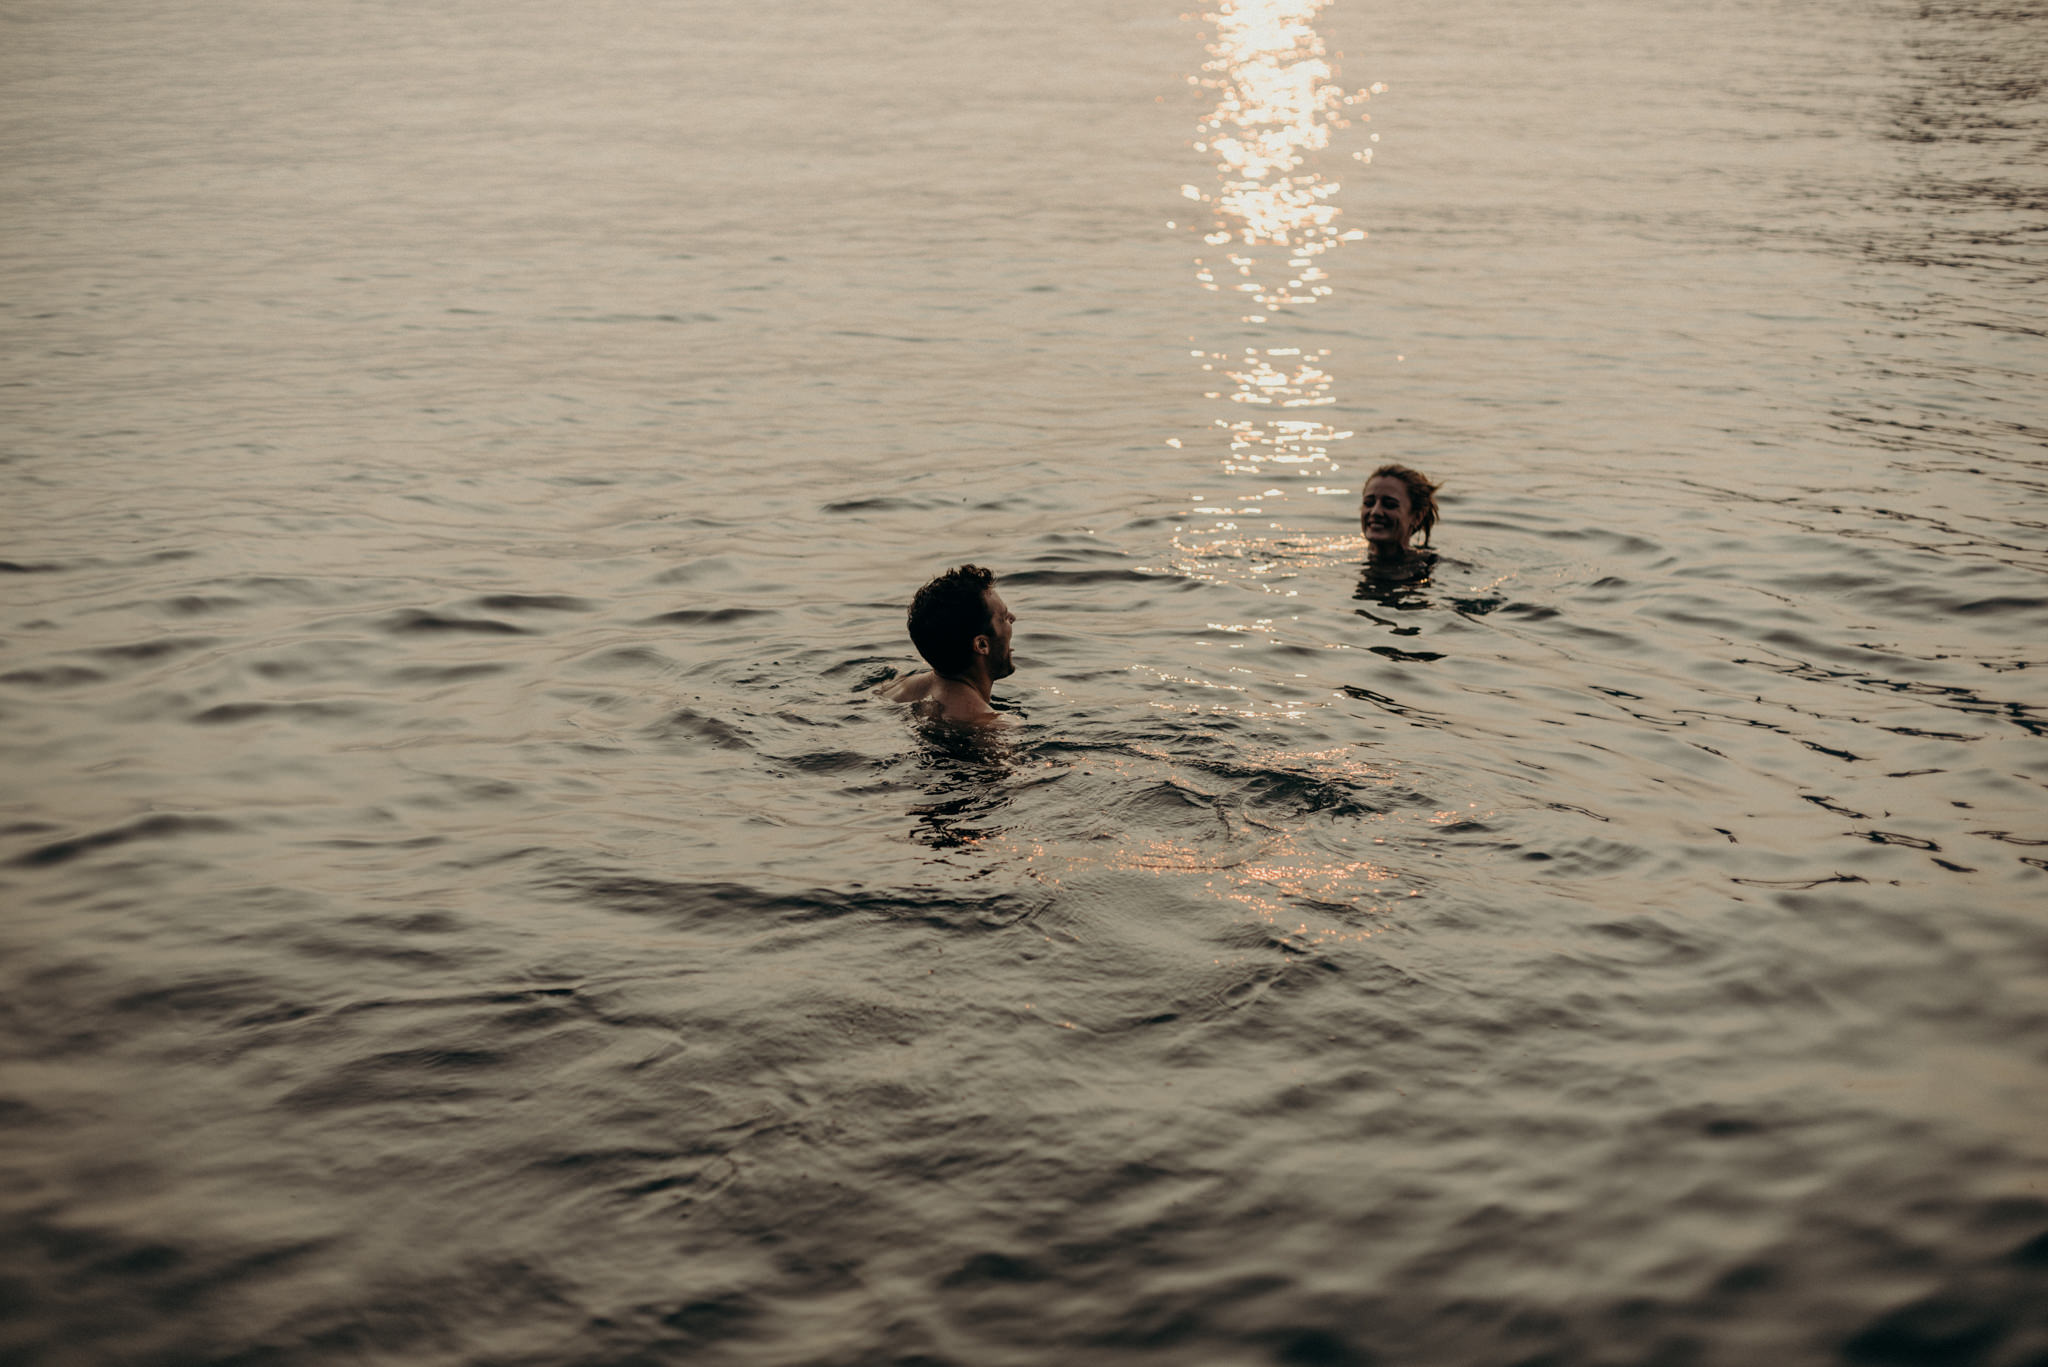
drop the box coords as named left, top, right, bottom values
left=1360, top=463, right=1440, bottom=557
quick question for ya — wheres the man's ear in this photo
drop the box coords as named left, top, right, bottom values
left=972, top=633, right=991, bottom=657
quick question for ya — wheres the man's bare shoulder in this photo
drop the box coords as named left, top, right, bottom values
left=875, top=672, right=1006, bottom=725
left=877, top=672, right=939, bottom=703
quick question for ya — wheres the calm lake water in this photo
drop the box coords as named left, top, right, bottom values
left=3, top=0, right=2045, bottom=1363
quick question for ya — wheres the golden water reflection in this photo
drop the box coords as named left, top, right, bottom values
left=1144, top=5, right=1402, bottom=942
left=1180, top=0, right=1377, bottom=492
left=1002, top=746, right=1443, bottom=949
left=1189, top=0, right=1372, bottom=255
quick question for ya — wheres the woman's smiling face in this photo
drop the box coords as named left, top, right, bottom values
left=1360, top=474, right=1417, bottom=550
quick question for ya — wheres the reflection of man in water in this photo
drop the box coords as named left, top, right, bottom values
left=878, top=564, right=1017, bottom=725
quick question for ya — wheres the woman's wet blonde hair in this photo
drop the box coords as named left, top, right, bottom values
left=1367, top=464, right=1441, bottom=546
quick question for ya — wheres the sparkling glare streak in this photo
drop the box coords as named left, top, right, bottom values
left=1144, top=530, right=1370, bottom=597
left=1176, top=0, right=1378, bottom=538
left=1192, top=0, right=1370, bottom=255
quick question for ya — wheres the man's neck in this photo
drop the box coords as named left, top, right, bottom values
left=934, top=667, right=992, bottom=703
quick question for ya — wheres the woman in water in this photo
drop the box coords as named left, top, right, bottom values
left=1360, top=463, right=1440, bottom=569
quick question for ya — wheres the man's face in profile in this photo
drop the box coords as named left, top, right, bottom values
left=983, top=590, right=1016, bottom=680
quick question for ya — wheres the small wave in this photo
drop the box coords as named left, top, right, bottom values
left=574, top=646, right=674, bottom=675
left=644, top=607, right=774, bottom=626
left=1535, top=527, right=1665, bottom=555
left=380, top=609, right=527, bottom=636
left=85, top=636, right=217, bottom=665
left=1951, top=594, right=2048, bottom=616
left=556, top=311, right=718, bottom=325
left=5, top=1220, right=328, bottom=1325
left=534, top=866, right=1046, bottom=934
left=1862, top=584, right=2048, bottom=623
left=1803, top=794, right=1869, bottom=819
left=1001, top=567, right=1183, bottom=588
left=1731, top=873, right=1867, bottom=888
left=387, top=663, right=513, bottom=683
left=648, top=707, right=753, bottom=750
left=1506, top=834, right=1649, bottom=877
left=1968, top=830, right=2048, bottom=847
left=1218, top=764, right=1388, bottom=820
left=107, top=972, right=291, bottom=1025
left=1736, top=654, right=2048, bottom=738
left=190, top=701, right=366, bottom=725
left=0, top=665, right=106, bottom=688
left=1852, top=829, right=1941, bottom=850
left=941, top=1251, right=1052, bottom=1288
left=1840, top=1293, right=2026, bottom=1367
left=1584, top=915, right=1711, bottom=966
left=469, top=594, right=594, bottom=614
left=820, top=495, right=950, bottom=514
left=223, top=576, right=347, bottom=603
left=279, top=1047, right=511, bottom=1111
left=158, top=594, right=247, bottom=616
left=778, top=749, right=882, bottom=775
left=828, top=328, right=944, bottom=343
left=10, top=813, right=236, bottom=868
left=1339, top=684, right=1448, bottom=727
left=1114, top=778, right=1232, bottom=827
left=647, top=556, right=742, bottom=586
left=826, top=656, right=899, bottom=686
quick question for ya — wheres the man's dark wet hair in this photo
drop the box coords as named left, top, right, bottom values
left=907, top=564, right=996, bottom=677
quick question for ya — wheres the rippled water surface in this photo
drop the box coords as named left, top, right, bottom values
left=4, top=0, right=2046, bottom=1363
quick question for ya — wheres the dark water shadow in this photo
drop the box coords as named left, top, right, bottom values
left=1352, top=552, right=1438, bottom=612
left=1353, top=554, right=1473, bottom=663
left=904, top=716, right=1026, bottom=852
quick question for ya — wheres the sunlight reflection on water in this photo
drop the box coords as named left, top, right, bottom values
left=1177, top=0, right=1379, bottom=610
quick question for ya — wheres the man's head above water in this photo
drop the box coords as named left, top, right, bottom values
left=908, top=564, right=1013, bottom=680
left=879, top=564, right=1017, bottom=725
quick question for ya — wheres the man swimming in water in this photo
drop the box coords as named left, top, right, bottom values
left=878, top=564, right=1017, bottom=725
